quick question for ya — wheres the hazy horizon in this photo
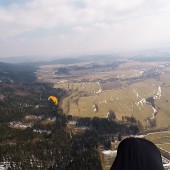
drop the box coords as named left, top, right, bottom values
left=0, top=0, right=170, bottom=58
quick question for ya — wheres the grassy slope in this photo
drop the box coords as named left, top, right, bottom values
left=38, top=61, right=170, bottom=128
left=59, top=79, right=162, bottom=126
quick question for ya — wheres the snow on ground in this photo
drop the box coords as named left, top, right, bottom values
left=135, top=86, right=161, bottom=120
left=136, top=98, right=146, bottom=107
left=133, top=88, right=139, bottom=98
left=102, top=150, right=117, bottom=155
left=96, top=82, right=102, bottom=94
left=162, top=156, right=170, bottom=168
left=99, top=99, right=107, bottom=104
left=154, top=86, right=161, bottom=99
left=33, top=129, right=51, bottom=134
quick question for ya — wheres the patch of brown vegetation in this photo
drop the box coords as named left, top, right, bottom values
left=15, top=91, right=30, bottom=96
left=0, top=94, right=5, bottom=101
left=100, top=81, right=122, bottom=90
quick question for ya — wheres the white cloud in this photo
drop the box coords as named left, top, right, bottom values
left=84, top=0, right=145, bottom=11
left=0, top=0, right=170, bottom=57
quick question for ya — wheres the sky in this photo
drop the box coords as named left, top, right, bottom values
left=0, top=0, right=170, bottom=58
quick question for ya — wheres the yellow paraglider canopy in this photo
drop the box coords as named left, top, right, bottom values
left=48, top=96, right=58, bottom=105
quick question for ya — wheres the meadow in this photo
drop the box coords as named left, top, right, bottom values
left=37, top=60, right=170, bottom=129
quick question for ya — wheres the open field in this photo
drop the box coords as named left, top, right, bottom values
left=145, top=131, right=170, bottom=144
left=37, top=59, right=170, bottom=129
left=145, top=131, right=170, bottom=162
left=56, top=79, right=158, bottom=122
left=158, top=144, right=170, bottom=153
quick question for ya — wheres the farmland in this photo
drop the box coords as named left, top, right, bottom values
left=37, top=58, right=170, bottom=129
left=145, top=131, right=170, bottom=164
left=146, top=131, right=170, bottom=144
left=158, top=144, right=170, bottom=153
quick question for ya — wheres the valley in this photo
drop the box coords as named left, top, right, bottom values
left=37, top=58, right=170, bottom=129
left=0, top=58, right=170, bottom=169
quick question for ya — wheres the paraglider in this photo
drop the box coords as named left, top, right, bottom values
left=48, top=96, right=58, bottom=105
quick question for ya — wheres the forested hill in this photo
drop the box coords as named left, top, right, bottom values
left=0, top=62, right=103, bottom=169
left=0, top=62, right=37, bottom=83
left=0, top=62, right=140, bottom=169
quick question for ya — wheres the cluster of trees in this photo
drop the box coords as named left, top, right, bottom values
left=76, top=117, right=140, bottom=136
left=0, top=62, right=37, bottom=83
left=0, top=124, right=102, bottom=169
left=122, top=116, right=137, bottom=124
left=75, top=117, right=140, bottom=150
left=0, top=81, right=66, bottom=123
left=0, top=64, right=102, bottom=169
left=0, top=62, right=142, bottom=169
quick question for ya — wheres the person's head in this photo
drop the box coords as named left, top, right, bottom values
left=111, top=137, right=164, bottom=170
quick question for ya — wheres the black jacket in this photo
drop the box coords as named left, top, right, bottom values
left=110, top=137, right=164, bottom=170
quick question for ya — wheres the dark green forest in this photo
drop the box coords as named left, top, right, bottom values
left=0, top=62, right=140, bottom=169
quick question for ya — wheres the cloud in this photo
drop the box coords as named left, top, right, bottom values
left=0, top=0, right=170, bottom=57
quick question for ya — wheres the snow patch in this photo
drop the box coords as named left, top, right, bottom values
left=154, top=86, right=161, bottom=99
left=96, top=82, right=102, bottom=94
left=136, top=98, right=146, bottom=107
left=102, top=150, right=117, bottom=155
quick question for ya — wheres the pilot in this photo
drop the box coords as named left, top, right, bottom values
left=110, top=137, right=164, bottom=170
